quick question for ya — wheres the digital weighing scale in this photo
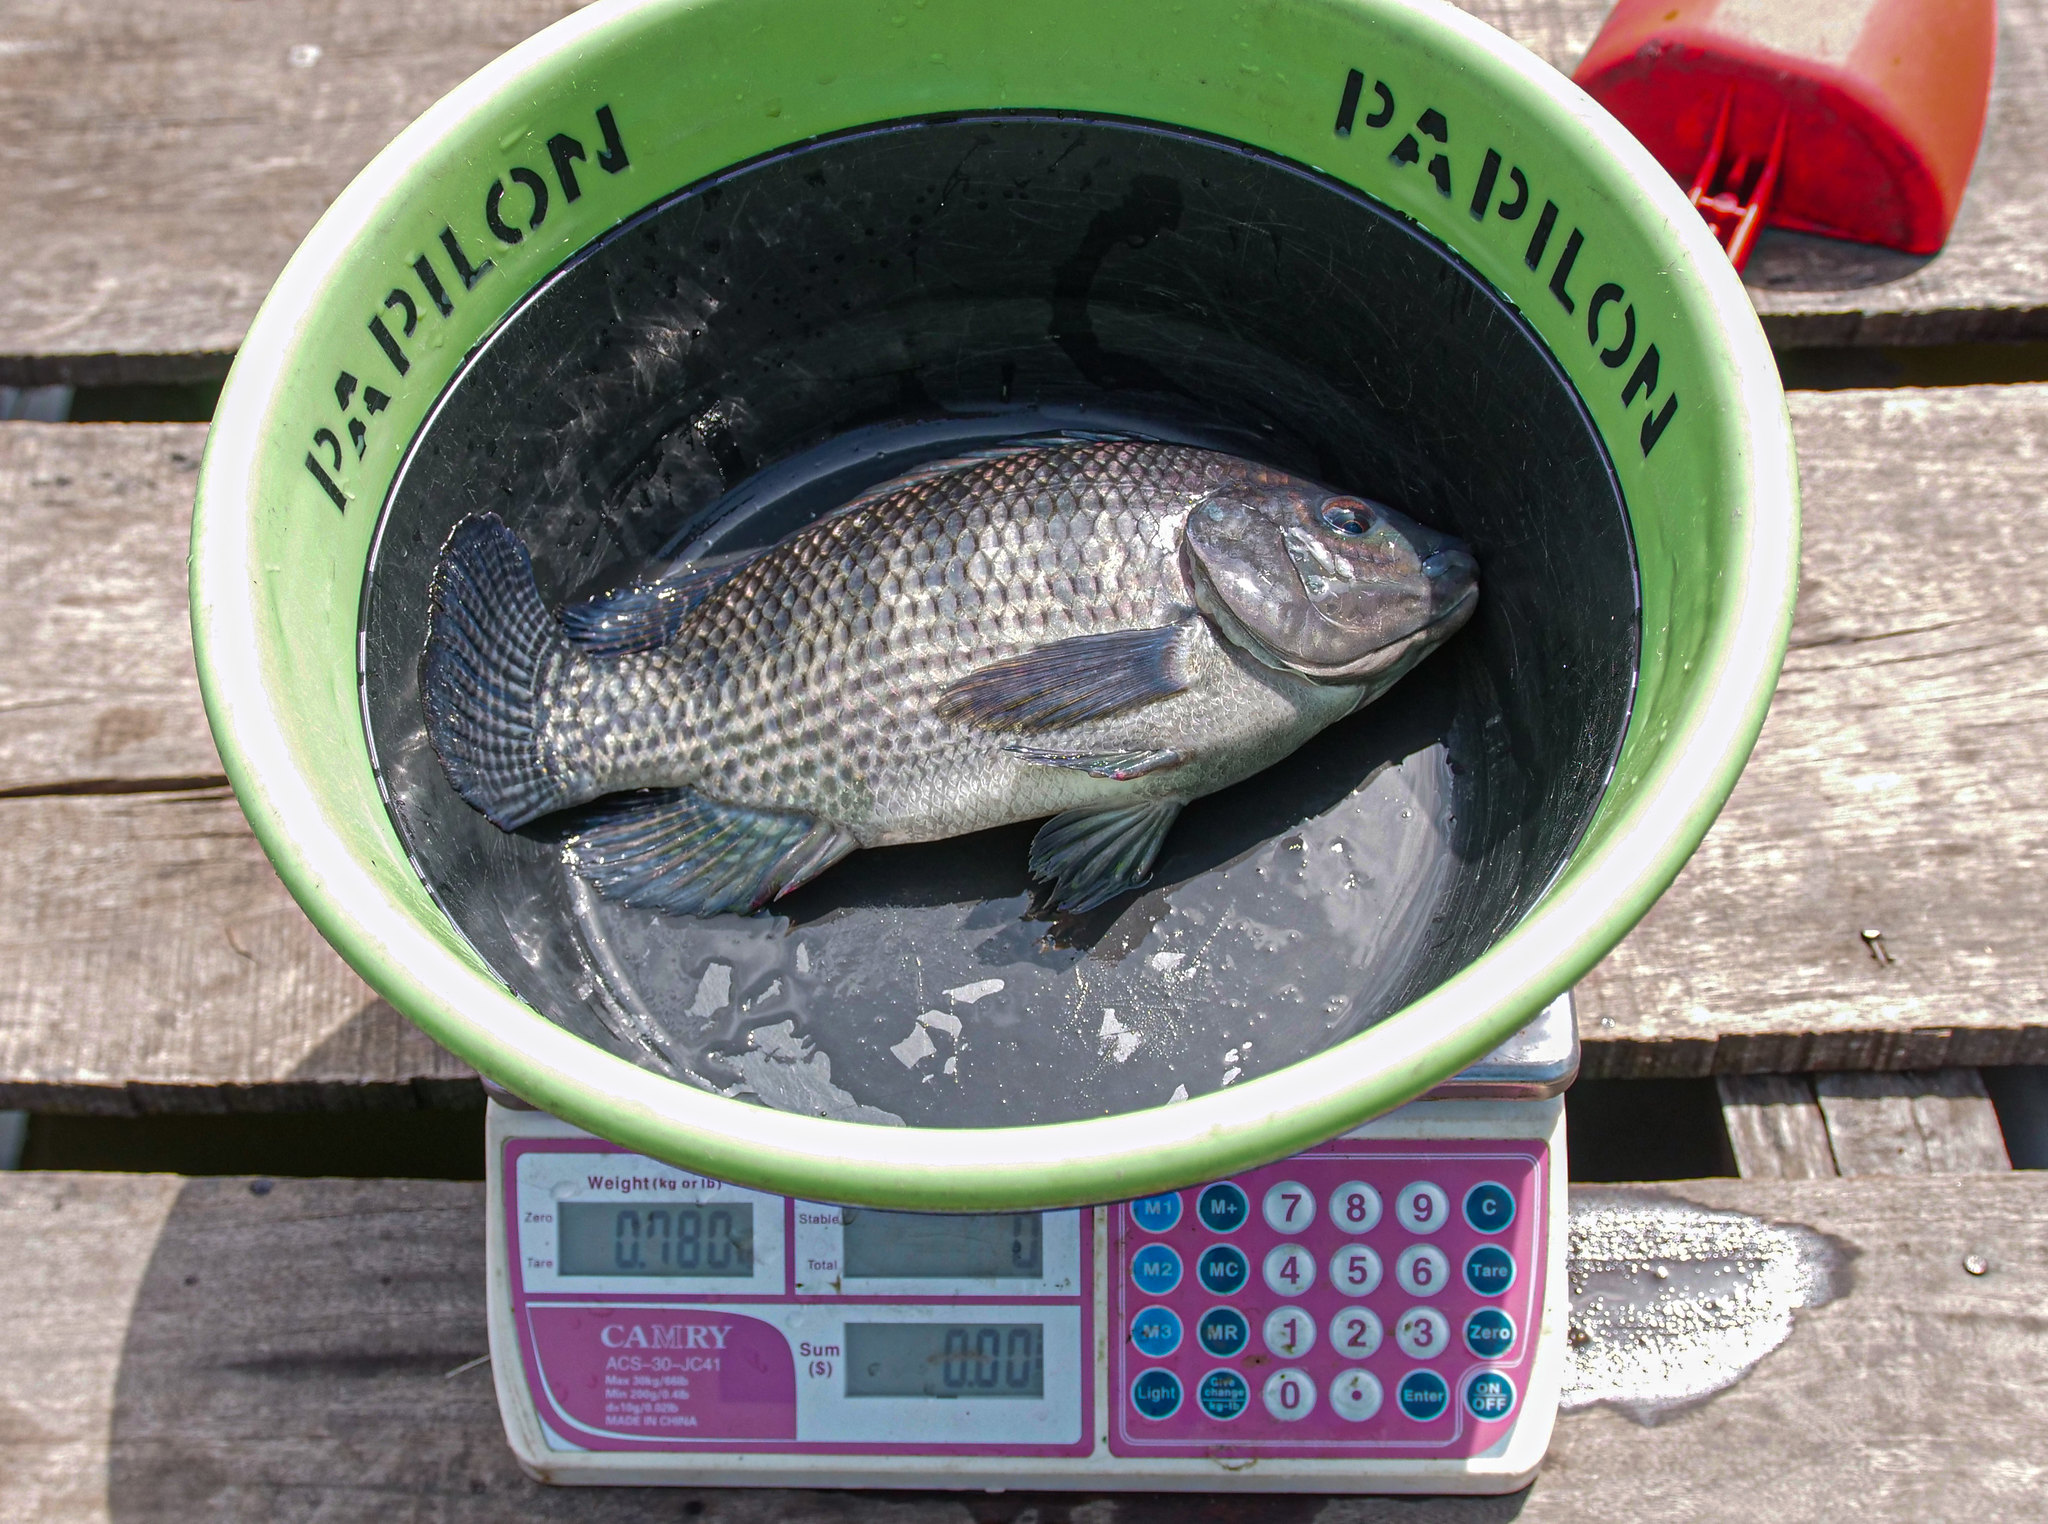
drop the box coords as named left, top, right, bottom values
left=485, top=997, right=1573, bottom=1493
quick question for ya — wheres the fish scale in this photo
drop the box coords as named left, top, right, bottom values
left=420, top=437, right=1477, bottom=915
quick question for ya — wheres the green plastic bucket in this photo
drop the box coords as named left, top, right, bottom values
left=191, top=0, right=1797, bottom=1209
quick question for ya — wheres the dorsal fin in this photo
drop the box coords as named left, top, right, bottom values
left=831, top=432, right=1150, bottom=518
left=558, top=546, right=767, bottom=656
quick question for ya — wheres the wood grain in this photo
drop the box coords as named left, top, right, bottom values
left=0, top=0, right=2042, bottom=384
left=1716, top=1074, right=1836, bottom=1180
left=2, top=1170, right=2041, bottom=1521
left=1579, top=385, right=2048, bottom=1076
left=0, top=423, right=218, bottom=792
left=0, top=788, right=476, bottom=1113
left=1814, top=1070, right=2013, bottom=1176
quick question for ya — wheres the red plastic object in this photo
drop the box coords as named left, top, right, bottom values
left=1574, top=0, right=1997, bottom=261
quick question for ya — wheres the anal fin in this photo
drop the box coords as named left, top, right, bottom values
left=1028, top=798, right=1185, bottom=913
left=563, top=787, right=854, bottom=917
left=1006, top=744, right=1185, bottom=780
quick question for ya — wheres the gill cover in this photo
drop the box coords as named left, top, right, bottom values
left=1183, top=482, right=1478, bottom=683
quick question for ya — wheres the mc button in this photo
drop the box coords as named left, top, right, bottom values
left=1197, top=1244, right=1250, bottom=1295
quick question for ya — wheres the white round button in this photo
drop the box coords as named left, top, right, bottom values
left=1262, top=1305, right=1317, bottom=1358
left=1394, top=1305, right=1451, bottom=1360
left=1329, top=1305, right=1383, bottom=1359
left=1261, top=1180, right=1316, bottom=1234
left=1395, top=1243, right=1451, bottom=1297
left=1262, top=1242, right=1317, bottom=1296
left=1328, top=1241, right=1383, bottom=1297
left=1329, top=1368, right=1384, bottom=1422
left=1328, top=1180, right=1382, bottom=1234
left=1261, top=1367, right=1317, bottom=1421
left=1395, top=1181, right=1449, bottom=1234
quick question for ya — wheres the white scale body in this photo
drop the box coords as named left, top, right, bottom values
left=485, top=1000, right=1573, bottom=1493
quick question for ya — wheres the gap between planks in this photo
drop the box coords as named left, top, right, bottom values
left=1718, top=1069, right=2013, bottom=1179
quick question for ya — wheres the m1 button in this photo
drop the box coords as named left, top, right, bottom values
left=1129, top=1191, right=1183, bottom=1234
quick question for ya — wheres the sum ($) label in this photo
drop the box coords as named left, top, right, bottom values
left=1333, top=67, right=1683, bottom=461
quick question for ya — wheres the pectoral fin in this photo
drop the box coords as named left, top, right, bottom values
left=563, top=787, right=854, bottom=916
left=1028, top=798, right=1185, bottom=913
left=936, top=623, right=1190, bottom=733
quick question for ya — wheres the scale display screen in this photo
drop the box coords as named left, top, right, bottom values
left=844, top=1322, right=1046, bottom=1399
left=842, top=1209, right=1043, bottom=1279
left=557, top=1201, right=755, bottom=1277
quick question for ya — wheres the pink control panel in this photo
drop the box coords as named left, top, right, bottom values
left=1109, top=1138, right=1548, bottom=1458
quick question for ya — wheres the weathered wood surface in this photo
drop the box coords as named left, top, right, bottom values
left=2, top=1170, right=2041, bottom=1522
left=9, top=386, right=2048, bottom=1104
left=1716, top=1073, right=1836, bottom=1180
left=0, top=0, right=2043, bottom=386
left=1814, top=1069, right=2013, bottom=1176
left=1578, top=385, right=2048, bottom=1076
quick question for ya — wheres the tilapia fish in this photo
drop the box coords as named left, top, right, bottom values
left=422, top=437, right=1478, bottom=916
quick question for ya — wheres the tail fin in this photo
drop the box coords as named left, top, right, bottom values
left=420, top=514, right=576, bottom=828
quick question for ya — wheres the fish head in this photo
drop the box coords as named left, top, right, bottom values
left=1183, top=483, right=1478, bottom=685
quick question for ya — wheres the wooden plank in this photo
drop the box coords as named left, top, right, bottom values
left=1717, top=1074, right=1836, bottom=1180
left=1579, top=384, right=2048, bottom=1076
left=2, top=1170, right=2042, bottom=1521
left=1815, top=1070, right=2013, bottom=1176
left=0, top=789, right=476, bottom=1113
left=0, top=422, right=218, bottom=792
left=0, top=0, right=2043, bottom=385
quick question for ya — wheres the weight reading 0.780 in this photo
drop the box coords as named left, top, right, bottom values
left=556, top=1201, right=756, bottom=1278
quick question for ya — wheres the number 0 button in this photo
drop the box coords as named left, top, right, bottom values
left=1395, top=1243, right=1450, bottom=1296
left=1262, top=1368, right=1317, bottom=1421
left=1395, top=1181, right=1449, bottom=1234
left=1263, top=1242, right=1317, bottom=1296
left=1262, top=1180, right=1315, bottom=1233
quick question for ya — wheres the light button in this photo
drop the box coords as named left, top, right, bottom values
left=1131, top=1368, right=1182, bottom=1420
left=1395, top=1181, right=1449, bottom=1234
left=1395, top=1243, right=1450, bottom=1297
left=1329, top=1368, right=1384, bottom=1422
left=1394, top=1305, right=1451, bottom=1360
left=1262, top=1242, right=1317, bottom=1296
left=1261, top=1305, right=1316, bottom=1358
left=1262, top=1180, right=1316, bottom=1233
left=1261, top=1367, right=1317, bottom=1421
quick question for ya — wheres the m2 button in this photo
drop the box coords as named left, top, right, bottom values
left=1129, top=1191, right=1183, bottom=1234
left=1463, top=1181, right=1516, bottom=1233
left=1464, top=1244, right=1516, bottom=1296
left=1395, top=1182, right=1449, bottom=1234
left=1131, top=1368, right=1183, bottom=1420
left=1465, top=1370, right=1518, bottom=1422
left=1130, top=1244, right=1183, bottom=1296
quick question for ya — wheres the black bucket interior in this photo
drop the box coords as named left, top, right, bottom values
left=361, top=114, right=1638, bottom=1129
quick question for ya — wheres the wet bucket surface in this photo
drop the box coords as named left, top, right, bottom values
left=361, top=117, right=1638, bottom=1127
left=193, top=0, right=1796, bottom=1208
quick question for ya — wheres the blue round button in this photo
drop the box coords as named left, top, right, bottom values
left=1131, top=1367, right=1183, bottom=1420
left=1130, top=1305, right=1183, bottom=1358
left=1130, top=1191, right=1183, bottom=1234
left=1464, top=1307, right=1517, bottom=1359
left=1197, top=1305, right=1250, bottom=1357
left=1464, top=1182, right=1516, bottom=1234
left=1131, top=1243, right=1183, bottom=1296
left=1397, top=1369, right=1451, bottom=1422
left=1197, top=1368, right=1250, bottom=1420
left=1465, top=1369, right=1518, bottom=1422
left=1464, top=1244, right=1517, bottom=1297
left=1197, top=1183, right=1250, bottom=1233
left=1197, top=1243, right=1250, bottom=1295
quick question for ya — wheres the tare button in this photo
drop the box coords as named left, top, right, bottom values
left=1464, top=1244, right=1517, bottom=1296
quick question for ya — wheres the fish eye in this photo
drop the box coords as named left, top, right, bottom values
left=1319, top=499, right=1369, bottom=536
